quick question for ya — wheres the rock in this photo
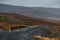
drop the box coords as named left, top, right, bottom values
left=0, top=25, right=53, bottom=40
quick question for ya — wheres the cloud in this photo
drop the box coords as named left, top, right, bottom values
left=0, top=0, right=4, bottom=2
left=0, top=0, right=59, bottom=8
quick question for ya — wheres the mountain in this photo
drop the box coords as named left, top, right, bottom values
left=0, top=4, right=60, bottom=39
left=0, top=4, right=60, bottom=31
left=0, top=4, right=60, bottom=21
left=0, top=4, right=60, bottom=24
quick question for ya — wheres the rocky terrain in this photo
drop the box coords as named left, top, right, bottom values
left=0, top=25, right=59, bottom=40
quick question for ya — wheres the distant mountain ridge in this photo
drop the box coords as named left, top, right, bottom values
left=0, top=4, right=60, bottom=22
left=0, top=4, right=60, bottom=21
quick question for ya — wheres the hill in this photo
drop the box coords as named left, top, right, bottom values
left=0, top=4, right=60, bottom=31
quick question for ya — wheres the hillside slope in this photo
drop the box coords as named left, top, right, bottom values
left=0, top=4, right=60, bottom=20
left=0, top=4, right=60, bottom=31
left=0, top=12, right=60, bottom=32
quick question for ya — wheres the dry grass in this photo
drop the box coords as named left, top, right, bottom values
left=33, top=35, right=59, bottom=40
left=0, top=13, right=60, bottom=40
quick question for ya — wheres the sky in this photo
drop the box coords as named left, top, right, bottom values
left=0, top=0, right=60, bottom=8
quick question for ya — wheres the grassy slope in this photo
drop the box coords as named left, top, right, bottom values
left=0, top=12, right=60, bottom=40
left=0, top=12, right=60, bottom=31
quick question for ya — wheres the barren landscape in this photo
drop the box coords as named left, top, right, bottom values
left=0, top=4, right=60, bottom=40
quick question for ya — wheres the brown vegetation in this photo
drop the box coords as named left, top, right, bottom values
left=0, top=12, right=60, bottom=32
left=33, top=35, right=59, bottom=40
left=0, top=12, right=60, bottom=40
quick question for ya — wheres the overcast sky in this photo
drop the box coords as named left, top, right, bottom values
left=0, top=0, right=60, bottom=8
